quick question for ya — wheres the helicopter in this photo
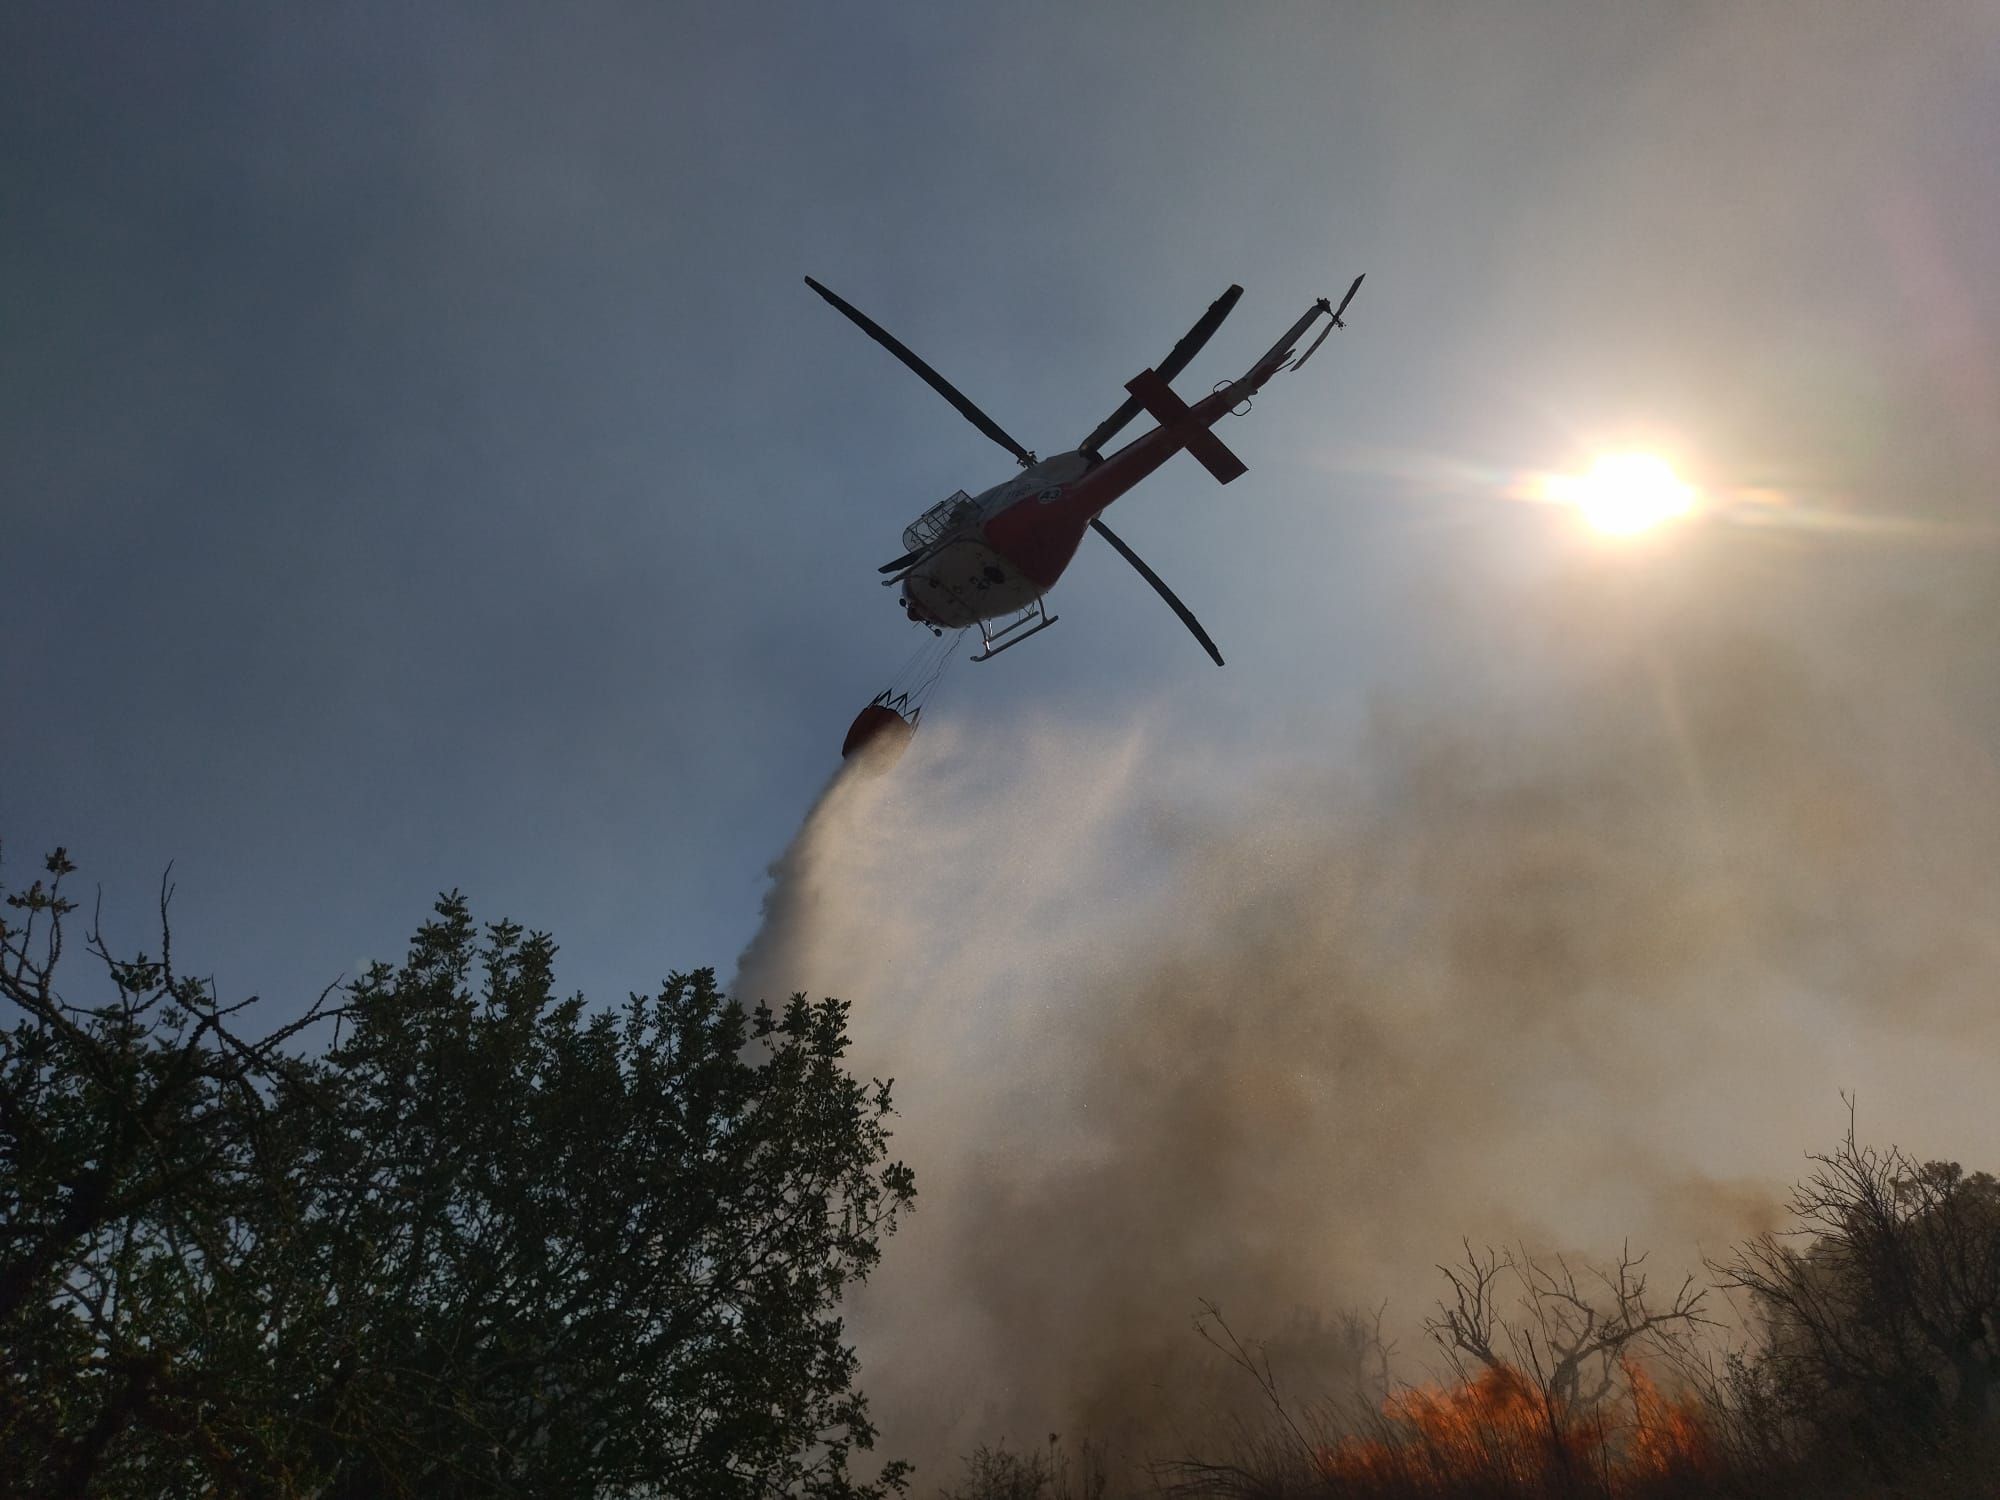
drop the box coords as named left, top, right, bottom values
left=808, top=271, right=1364, bottom=668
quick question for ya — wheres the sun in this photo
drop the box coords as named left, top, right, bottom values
left=1566, top=451, right=1697, bottom=536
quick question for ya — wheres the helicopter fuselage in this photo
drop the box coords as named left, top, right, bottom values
left=896, top=382, right=1237, bottom=631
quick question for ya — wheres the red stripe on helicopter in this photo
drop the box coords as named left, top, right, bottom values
left=982, top=499, right=1091, bottom=589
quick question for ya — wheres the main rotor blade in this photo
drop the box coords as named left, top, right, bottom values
left=1079, top=284, right=1243, bottom=458
left=1090, top=518, right=1224, bottom=666
left=805, top=277, right=1034, bottom=467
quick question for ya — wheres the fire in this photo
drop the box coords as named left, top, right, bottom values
left=1623, top=1363, right=1713, bottom=1480
left=1317, top=1361, right=1711, bottom=1494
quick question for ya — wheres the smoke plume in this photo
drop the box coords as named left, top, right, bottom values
left=734, top=540, right=2000, bottom=1479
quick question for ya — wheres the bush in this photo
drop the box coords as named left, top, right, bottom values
left=1719, top=1110, right=2000, bottom=1472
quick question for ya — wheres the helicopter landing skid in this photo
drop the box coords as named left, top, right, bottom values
left=971, top=598, right=1058, bottom=662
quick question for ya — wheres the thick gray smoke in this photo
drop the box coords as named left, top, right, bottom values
left=735, top=539, right=2000, bottom=1480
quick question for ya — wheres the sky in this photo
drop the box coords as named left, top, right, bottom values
left=7, top=1, right=2000, bottom=1468
left=7, top=2, right=1987, bottom=1010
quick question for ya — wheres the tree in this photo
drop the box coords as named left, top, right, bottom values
left=1426, top=1240, right=1712, bottom=1417
left=1719, top=1108, right=2000, bottom=1467
left=1407, top=1241, right=1715, bottom=1494
left=1, top=846, right=914, bottom=1498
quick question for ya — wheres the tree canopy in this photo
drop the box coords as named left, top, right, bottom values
left=1721, top=1111, right=2000, bottom=1467
left=1, top=847, right=914, bottom=1498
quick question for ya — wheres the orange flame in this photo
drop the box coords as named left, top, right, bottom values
left=1318, top=1361, right=1711, bottom=1494
left=1623, top=1362, right=1713, bottom=1480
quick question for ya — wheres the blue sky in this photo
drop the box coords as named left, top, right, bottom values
left=7, top=2, right=1997, bottom=1019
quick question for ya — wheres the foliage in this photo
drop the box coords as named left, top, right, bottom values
left=0, top=846, right=913, bottom=1498
left=1718, top=1106, right=2000, bottom=1470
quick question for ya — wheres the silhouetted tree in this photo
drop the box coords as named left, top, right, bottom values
left=1427, top=1241, right=1712, bottom=1416
left=0, top=846, right=914, bottom=1498
left=1719, top=1109, right=2000, bottom=1468
left=1407, top=1241, right=1714, bottom=1495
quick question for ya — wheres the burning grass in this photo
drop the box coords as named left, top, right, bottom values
left=1314, top=1361, right=1712, bottom=1498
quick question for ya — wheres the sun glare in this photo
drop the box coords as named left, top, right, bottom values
left=1564, top=452, right=1697, bottom=536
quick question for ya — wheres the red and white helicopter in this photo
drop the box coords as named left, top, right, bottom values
left=812, top=272, right=1363, bottom=764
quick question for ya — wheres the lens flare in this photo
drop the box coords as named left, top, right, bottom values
left=1323, top=442, right=1998, bottom=549
left=1554, top=452, right=1697, bottom=536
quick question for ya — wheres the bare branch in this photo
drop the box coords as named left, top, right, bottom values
left=1192, top=1299, right=1318, bottom=1468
